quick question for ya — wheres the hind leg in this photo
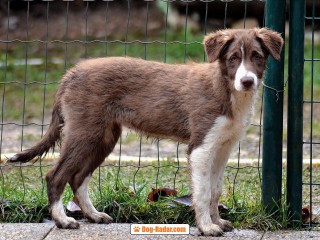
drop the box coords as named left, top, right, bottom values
left=73, top=174, right=113, bottom=224
left=69, top=124, right=121, bottom=224
left=46, top=123, right=121, bottom=229
left=46, top=136, right=92, bottom=229
left=46, top=147, right=81, bottom=229
left=72, top=174, right=113, bottom=224
left=49, top=194, right=79, bottom=229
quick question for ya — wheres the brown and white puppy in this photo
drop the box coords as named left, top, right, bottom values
left=9, top=28, right=283, bottom=236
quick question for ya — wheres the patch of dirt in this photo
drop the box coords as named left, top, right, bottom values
left=1, top=120, right=264, bottom=161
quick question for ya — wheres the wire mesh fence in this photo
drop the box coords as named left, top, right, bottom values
left=302, top=0, right=320, bottom=228
left=0, top=0, right=268, bottom=223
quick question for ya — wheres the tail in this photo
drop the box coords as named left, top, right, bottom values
left=9, top=102, right=63, bottom=163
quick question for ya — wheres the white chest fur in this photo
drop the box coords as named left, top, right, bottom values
left=195, top=91, right=257, bottom=158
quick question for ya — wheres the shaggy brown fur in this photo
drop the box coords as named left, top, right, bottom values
left=9, top=28, right=283, bottom=236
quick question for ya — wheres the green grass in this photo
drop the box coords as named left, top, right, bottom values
left=0, top=160, right=292, bottom=231
left=304, top=39, right=320, bottom=94
left=301, top=40, right=320, bottom=140
left=283, top=39, right=320, bottom=99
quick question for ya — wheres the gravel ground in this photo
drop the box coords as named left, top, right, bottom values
left=2, top=223, right=320, bottom=240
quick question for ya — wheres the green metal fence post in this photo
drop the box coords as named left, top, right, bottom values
left=287, top=0, right=305, bottom=226
left=262, top=0, right=286, bottom=214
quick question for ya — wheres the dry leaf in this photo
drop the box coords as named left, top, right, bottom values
left=173, top=194, right=229, bottom=212
left=302, top=205, right=320, bottom=224
left=147, top=187, right=178, bottom=202
left=0, top=198, right=10, bottom=204
left=67, top=197, right=81, bottom=212
left=218, top=202, right=228, bottom=212
left=173, top=194, right=192, bottom=206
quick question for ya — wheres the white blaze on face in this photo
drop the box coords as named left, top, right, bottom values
left=234, top=46, right=258, bottom=91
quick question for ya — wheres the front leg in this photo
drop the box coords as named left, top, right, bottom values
left=209, top=141, right=235, bottom=232
left=190, top=144, right=223, bottom=237
left=190, top=116, right=239, bottom=235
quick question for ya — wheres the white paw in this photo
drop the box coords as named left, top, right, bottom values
left=199, top=223, right=223, bottom=236
left=218, top=218, right=233, bottom=232
left=56, top=217, right=80, bottom=229
left=86, top=211, right=113, bottom=224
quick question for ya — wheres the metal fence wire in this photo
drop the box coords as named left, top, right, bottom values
left=302, top=0, right=320, bottom=228
left=0, top=0, right=271, bottom=223
left=286, top=0, right=320, bottom=228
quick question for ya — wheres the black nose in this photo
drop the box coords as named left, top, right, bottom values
left=241, top=77, right=254, bottom=89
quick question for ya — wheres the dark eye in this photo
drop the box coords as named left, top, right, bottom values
left=229, top=55, right=238, bottom=63
left=253, top=52, right=263, bottom=61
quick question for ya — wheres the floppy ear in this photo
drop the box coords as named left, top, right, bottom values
left=255, top=28, right=284, bottom=61
left=203, top=30, right=234, bottom=63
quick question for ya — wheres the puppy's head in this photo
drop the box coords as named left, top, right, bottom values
left=204, top=28, right=284, bottom=92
